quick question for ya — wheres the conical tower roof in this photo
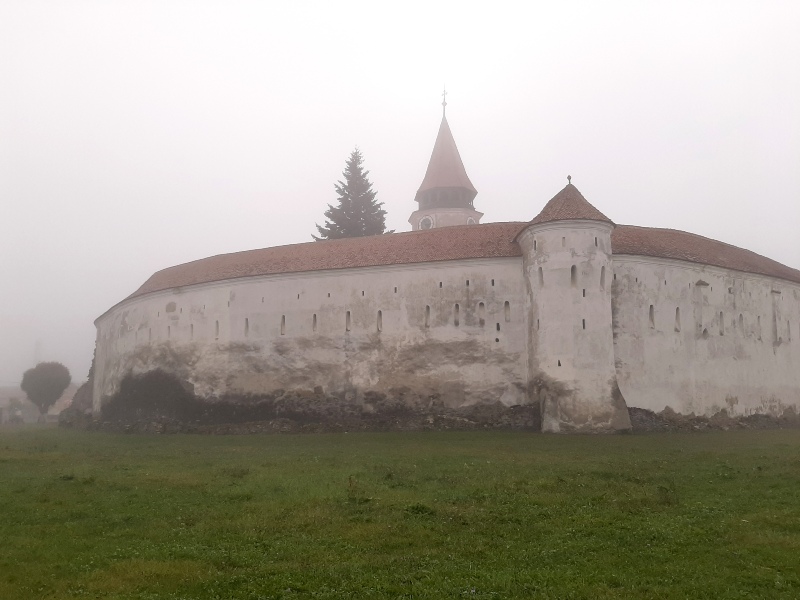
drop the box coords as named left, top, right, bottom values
left=415, top=114, right=477, bottom=203
left=529, top=182, right=613, bottom=226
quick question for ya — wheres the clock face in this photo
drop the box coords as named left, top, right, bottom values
left=419, top=216, right=433, bottom=230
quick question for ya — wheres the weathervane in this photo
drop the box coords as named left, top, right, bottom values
left=442, top=86, right=447, bottom=116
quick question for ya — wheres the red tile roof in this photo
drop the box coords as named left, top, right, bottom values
left=121, top=222, right=800, bottom=307
left=529, top=183, right=614, bottom=226
left=415, top=115, right=477, bottom=201
left=611, top=225, right=800, bottom=284
left=125, top=222, right=525, bottom=301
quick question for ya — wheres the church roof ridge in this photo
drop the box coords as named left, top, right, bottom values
left=529, top=181, right=614, bottom=226
left=415, top=114, right=477, bottom=201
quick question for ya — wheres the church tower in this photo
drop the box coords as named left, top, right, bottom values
left=409, top=95, right=483, bottom=231
left=516, top=180, right=631, bottom=433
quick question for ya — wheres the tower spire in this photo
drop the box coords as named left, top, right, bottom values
left=408, top=96, right=483, bottom=231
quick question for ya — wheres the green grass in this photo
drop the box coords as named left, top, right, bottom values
left=1, top=427, right=799, bottom=599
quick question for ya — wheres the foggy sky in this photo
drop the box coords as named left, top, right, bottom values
left=1, top=1, right=799, bottom=386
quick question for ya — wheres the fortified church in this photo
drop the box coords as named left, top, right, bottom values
left=93, top=103, right=800, bottom=433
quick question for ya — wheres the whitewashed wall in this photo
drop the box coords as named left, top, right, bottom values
left=612, top=256, right=800, bottom=416
left=93, top=258, right=528, bottom=412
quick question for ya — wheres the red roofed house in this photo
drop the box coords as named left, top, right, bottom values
left=92, top=107, right=800, bottom=432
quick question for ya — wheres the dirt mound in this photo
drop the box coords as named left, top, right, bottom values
left=629, top=406, right=800, bottom=433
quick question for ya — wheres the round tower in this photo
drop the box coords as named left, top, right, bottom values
left=409, top=100, right=483, bottom=230
left=516, top=180, right=630, bottom=433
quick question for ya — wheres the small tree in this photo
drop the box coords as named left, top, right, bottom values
left=314, top=148, right=389, bottom=240
left=21, top=362, right=71, bottom=421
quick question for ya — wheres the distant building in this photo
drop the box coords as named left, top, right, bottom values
left=93, top=108, right=800, bottom=432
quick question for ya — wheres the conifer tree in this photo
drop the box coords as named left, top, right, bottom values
left=314, top=148, right=389, bottom=240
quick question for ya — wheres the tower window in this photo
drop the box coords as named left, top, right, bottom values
left=571, top=265, right=577, bottom=287
left=245, top=318, right=249, bottom=337
left=466, top=280, right=469, bottom=287
left=425, top=305, right=430, bottom=328
left=214, top=321, right=219, bottom=339
left=346, top=311, right=351, bottom=332
left=454, top=304, right=460, bottom=327
left=719, top=312, right=724, bottom=336
left=675, top=307, right=681, bottom=332
left=538, top=267, right=544, bottom=287
left=190, top=324, right=194, bottom=339
left=167, top=326, right=171, bottom=339
left=582, top=289, right=586, bottom=298
left=313, top=314, right=317, bottom=332
left=478, top=302, right=486, bottom=327
left=582, top=319, right=586, bottom=330
left=562, top=237, right=566, bottom=248
left=534, top=240, right=537, bottom=251
left=377, top=310, right=383, bottom=332
left=491, top=279, right=495, bottom=286
left=649, top=305, right=655, bottom=329
left=281, top=315, right=286, bottom=335
left=496, top=323, right=500, bottom=332
left=601, top=266, right=606, bottom=291
left=594, top=237, right=598, bottom=247
left=504, top=301, right=511, bottom=323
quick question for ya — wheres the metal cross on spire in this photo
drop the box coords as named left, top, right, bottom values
left=441, top=86, right=447, bottom=116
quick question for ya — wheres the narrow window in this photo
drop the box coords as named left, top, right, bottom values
left=533, top=240, right=537, bottom=251
left=312, top=314, right=317, bottom=332
left=787, top=320, right=791, bottom=342
left=190, top=324, right=194, bottom=339
left=454, top=304, right=460, bottom=327
left=582, top=289, right=586, bottom=298
left=377, top=310, right=382, bottom=332
left=600, top=266, right=606, bottom=291
left=149, top=328, right=152, bottom=342
left=674, top=307, right=681, bottom=332
left=536, top=319, right=540, bottom=330
left=245, top=318, right=249, bottom=337
left=649, top=305, right=655, bottom=329
left=504, top=301, right=511, bottom=323
left=466, top=279, right=470, bottom=287
left=719, top=312, right=724, bottom=336
left=757, top=316, right=762, bottom=341
left=561, top=237, right=566, bottom=248
left=425, top=305, right=430, bottom=328
left=594, top=237, right=598, bottom=247
left=738, top=314, right=743, bottom=331
left=557, top=360, right=561, bottom=367
left=439, top=282, right=442, bottom=288
left=614, top=273, right=617, bottom=281
left=496, top=323, right=500, bottom=332
left=297, top=294, right=300, bottom=299
left=582, top=319, right=586, bottom=330
left=261, top=297, right=264, bottom=303
left=167, top=325, right=171, bottom=339
left=346, top=311, right=351, bottom=332
left=281, top=315, right=286, bottom=335
left=227, top=301, right=230, bottom=307
left=214, top=321, right=219, bottom=339
left=394, top=287, right=397, bottom=293
left=491, top=279, right=495, bottom=286
left=571, top=265, right=577, bottom=287
left=361, top=291, right=364, bottom=296
left=327, top=292, right=331, bottom=297
left=478, top=302, right=485, bottom=327
left=538, top=267, right=544, bottom=287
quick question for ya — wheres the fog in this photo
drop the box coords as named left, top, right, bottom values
left=1, top=1, right=798, bottom=386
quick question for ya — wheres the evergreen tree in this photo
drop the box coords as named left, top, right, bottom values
left=314, top=148, right=389, bottom=240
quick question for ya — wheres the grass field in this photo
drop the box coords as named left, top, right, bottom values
left=1, top=427, right=799, bottom=599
